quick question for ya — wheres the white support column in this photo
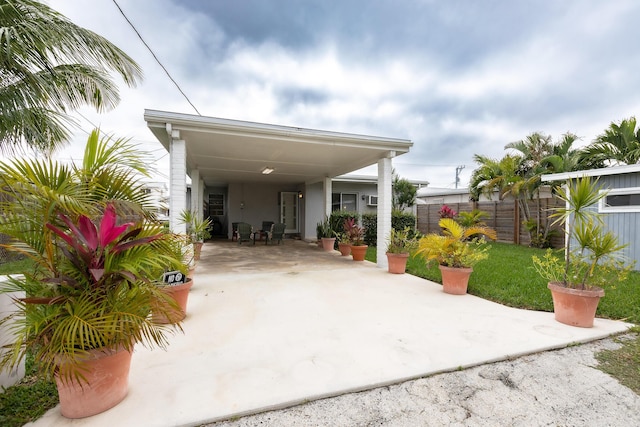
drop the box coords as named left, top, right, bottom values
left=377, top=155, right=394, bottom=268
left=191, top=169, right=201, bottom=219
left=199, top=177, right=205, bottom=219
left=170, top=139, right=187, bottom=234
left=323, top=176, right=332, bottom=218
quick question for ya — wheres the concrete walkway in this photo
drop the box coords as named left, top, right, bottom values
left=31, top=240, right=631, bottom=427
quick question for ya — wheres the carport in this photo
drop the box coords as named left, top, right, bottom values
left=144, top=109, right=413, bottom=267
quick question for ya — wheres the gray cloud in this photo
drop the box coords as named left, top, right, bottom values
left=49, top=0, right=640, bottom=187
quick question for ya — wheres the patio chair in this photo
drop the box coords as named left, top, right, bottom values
left=259, top=220, right=274, bottom=240
left=265, top=223, right=286, bottom=245
left=231, top=222, right=239, bottom=241
left=237, top=222, right=253, bottom=245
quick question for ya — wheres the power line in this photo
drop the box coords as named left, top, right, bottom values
left=111, top=0, right=202, bottom=116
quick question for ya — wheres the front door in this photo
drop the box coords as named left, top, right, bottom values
left=280, top=191, right=299, bottom=234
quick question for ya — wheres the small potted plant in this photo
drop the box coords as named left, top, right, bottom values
left=532, top=177, right=631, bottom=327
left=386, top=227, right=418, bottom=274
left=317, top=218, right=336, bottom=252
left=416, top=218, right=496, bottom=294
left=344, top=218, right=367, bottom=261
left=179, top=210, right=212, bottom=260
left=152, top=233, right=194, bottom=325
left=336, top=232, right=351, bottom=256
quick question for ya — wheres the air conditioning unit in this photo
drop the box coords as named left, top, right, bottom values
left=367, top=195, right=378, bottom=206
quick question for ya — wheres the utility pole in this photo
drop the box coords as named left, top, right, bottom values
left=455, top=165, right=465, bottom=189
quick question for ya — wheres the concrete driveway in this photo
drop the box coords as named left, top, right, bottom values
left=32, top=239, right=631, bottom=427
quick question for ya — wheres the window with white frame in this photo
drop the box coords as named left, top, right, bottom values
left=598, top=187, right=640, bottom=213
left=331, top=193, right=357, bottom=211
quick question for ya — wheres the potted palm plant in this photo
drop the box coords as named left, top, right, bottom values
left=416, top=218, right=496, bottom=294
left=344, top=218, right=367, bottom=261
left=386, top=227, right=418, bottom=274
left=0, top=204, right=183, bottom=418
left=152, top=233, right=194, bottom=325
left=0, top=130, right=184, bottom=418
left=532, top=177, right=631, bottom=327
left=179, top=210, right=212, bottom=261
left=317, top=218, right=336, bottom=252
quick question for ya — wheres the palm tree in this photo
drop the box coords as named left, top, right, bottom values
left=581, top=117, right=640, bottom=166
left=469, top=153, right=524, bottom=202
left=505, top=132, right=553, bottom=174
left=0, top=129, right=156, bottom=253
left=539, top=133, right=580, bottom=174
left=0, top=0, right=143, bottom=153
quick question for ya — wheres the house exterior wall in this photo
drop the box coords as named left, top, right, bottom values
left=305, top=182, right=324, bottom=241
left=594, top=173, right=640, bottom=270
left=226, top=182, right=303, bottom=239
left=331, top=182, right=378, bottom=215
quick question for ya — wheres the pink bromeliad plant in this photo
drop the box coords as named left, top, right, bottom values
left=0, top=203, right=183, bottom=382
left=46, top=203, right=162, bottom=288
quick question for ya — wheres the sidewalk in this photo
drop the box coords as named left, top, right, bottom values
left=30, top=240, right=632, bottom=427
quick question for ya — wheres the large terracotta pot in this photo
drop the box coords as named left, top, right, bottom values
left=338, top=242, right=351, bottom=256
left=439, top=265, right=473, bottom=295
left=350, top=245, right=368, bottom=261
left=321, top=237, right=336, bottom=252
left=547, top=282, right=604, bottom=328
left=152, top=279, right=193, bottom=324
left=386, top=252, right=409, bottom=274
left=55, top=346, right=132, bottom=418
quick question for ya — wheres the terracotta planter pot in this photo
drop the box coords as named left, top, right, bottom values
left=321, top=237, right=336, bottom=252
left=350, top=245, right=368, bottom=261
left=338, top=242, right=351, bottom=256
left=55, top=346, right=132, bottom=418
left=193, top=242, right=204, bottom=261
left=439, top=265, right=473, bottom=295
left=152, top=279, right=193, bottom=324
left=547, top=282, right=605, bottom=328
left=386, top=252, right=409, bottom=274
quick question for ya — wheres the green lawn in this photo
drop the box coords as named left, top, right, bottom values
left=0, top=258, right=33, bottom=276
left=367, top=241, right=640, bottom=325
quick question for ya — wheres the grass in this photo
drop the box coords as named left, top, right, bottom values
left=0, top=258, right=33, bottom=276
left=0, top=354, right=58, bottom=427
left=596, top=329, right=640, bottom=395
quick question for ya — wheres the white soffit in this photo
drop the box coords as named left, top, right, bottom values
left=144, top=110, right=413, bottom=186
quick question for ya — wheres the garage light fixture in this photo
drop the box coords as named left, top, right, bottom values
left=261, top=167, right=275, bottom=175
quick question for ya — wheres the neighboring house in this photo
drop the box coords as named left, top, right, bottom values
left=542, top=164, right=640, bottom=271
left=144, top=110, right=413, bottom=268
left=417, top=187, right=476, bottom=205
left=332, top=174, right=429, bottom=214
left=142, top=181, right=169, bottom=222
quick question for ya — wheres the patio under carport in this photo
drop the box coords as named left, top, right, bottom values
left=32, top=240, right=631, bottom=427
left=143, top=109, right=413, bottom=269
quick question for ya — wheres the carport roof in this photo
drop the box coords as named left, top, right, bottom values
left=144, top=109, right=412, bottom=186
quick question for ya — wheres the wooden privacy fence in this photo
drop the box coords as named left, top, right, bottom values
left=417, top=197, right=565, bottom=248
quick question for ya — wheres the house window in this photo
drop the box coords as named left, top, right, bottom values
left=599, top=187, right=640, bottom=213
left=332, top=193, right=357, bottom=211
left=208, top=194, right=224, bottom=216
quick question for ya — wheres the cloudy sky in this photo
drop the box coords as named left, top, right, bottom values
left=49, top=0, right=640, bottom=188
